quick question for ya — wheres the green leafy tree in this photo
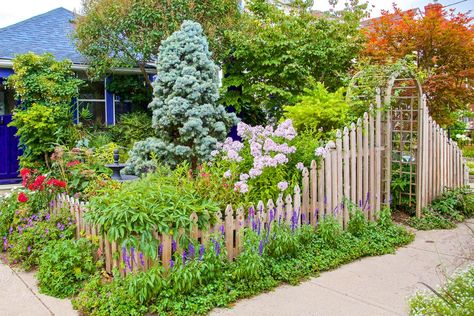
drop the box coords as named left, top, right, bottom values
left=126, top=21, right=237, bottom=174
left=74, top=0, right=241, bottom=87
left=7, top=53, right=82, bottom=167
left=6, top=52, right=82, bottom=108
left=221, top=0, right=366, bottom=120
left=282, top=81, right=349, bottom=133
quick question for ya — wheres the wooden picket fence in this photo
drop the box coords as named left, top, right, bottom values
left=50, top=92, right=467, bottom=275
left=415, top=96, right=469, bottom=216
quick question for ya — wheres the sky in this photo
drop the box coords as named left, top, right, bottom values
left=0, top=0, right=472, bottom=28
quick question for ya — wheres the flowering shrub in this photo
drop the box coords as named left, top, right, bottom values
left=206, top=120, right=309, bottom=204
left=4, top=209, right=75, bottom=270
left=37, top=238, right=100, bottom=298
left=49, top=146, right=111, bottom=199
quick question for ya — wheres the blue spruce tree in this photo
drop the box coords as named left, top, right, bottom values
left=126, top=21, right=237, bottom=174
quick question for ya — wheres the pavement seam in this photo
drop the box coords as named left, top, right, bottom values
left=7, top=265, right=54, bottom=316
left=309, top=281, right=403, bottom=316
left=406, top=245, right=473, bottom=260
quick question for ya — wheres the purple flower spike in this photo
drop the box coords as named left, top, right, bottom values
left=199, top=244, right=205, bottom=260
left=170, top=259, right=175, bottom=269
left=249, top=207, right=255, bottom=218
left=219, top=224, right=225, bottom=236
left=278, top=214, right=282, bottom=224
left=139, top=252, right=145, bottom=267
left=17, top=226, right=23, bottom=234
left=158, top=243, right=163, bottom=257
left=188, top=243, right=195, bottom=258
left=172, top=239, right=177, bottom=253
left=182, top=250, right=187, bottom=265
left=3, top=237, right=8, bottom=251
left=258, top=239, right=264, bottom=256
left=9, top=227, right=13, bottom=235
left=213, top=239, right=220, bottom=257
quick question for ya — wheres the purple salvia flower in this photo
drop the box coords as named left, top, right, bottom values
left=170, top=259, right=175, bottom=269
left=139, top=252, right=145, bottom=267
left=188, top=243, right=195, bottom=258
left=158, top=243, right=163, bottom=258
left=213, top=239, right=220, bottom=257
left=258, top=239, right=264, bottom=256
left=199, top=244, right=205, bottom=260
left=9, top=227, right=13, bottom=235
left=219, top=224, right=225, bottom=236
left=257, top=218, right=261, bottom=235
left=172, top=239, right=177, bottom=253
left=27, top=246, right=31, bottom=253
left=17, top=226, right=23, bottom=234
left=45, top=213, right=50, bottom=221
left=279, top=214, right=282, bottom=224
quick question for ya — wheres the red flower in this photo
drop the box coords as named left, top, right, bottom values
left=32, top=175, right=46, bottom=191
left=18, top=192, right=29, bottom=203
left=46, top=178, right=67, bottom=188
left=20, top=168, right=31, bottom=178
left=66, top=160, right=81, bottom=167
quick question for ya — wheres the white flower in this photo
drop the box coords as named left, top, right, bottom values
left=277, top=181, right=288, bottom=191
left=234, top=181, right=249, bottom=194
left=296, top=162, right=304, bottom=171
left=240, top=173, right=249, bottom=181
left=223, top=170, right=232, bottom=178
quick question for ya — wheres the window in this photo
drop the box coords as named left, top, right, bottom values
left=77, top=80, right=106, bottom=125
left=0, top=81, right=16, bottom=116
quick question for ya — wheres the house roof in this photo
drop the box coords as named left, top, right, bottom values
left=0, top=7, right=86, bottom=64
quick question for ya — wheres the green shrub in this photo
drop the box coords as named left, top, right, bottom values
left=409, top=266, right=474, bottom=315
left=283, top=82, right=349, bottom=133
left=6, top=209, right=75, bottom=270
left=85, top=169, right=220, bottom=258
left=317, top=215, right=342, bottom=246
left=462, top=145, right=474, bottom=158
left=37, top=238, right=99, bottom=298
left=108, top=112, right=154, bottom=150
left=9, top=104, right=77, bottom=168
left=0, top=192, right=20, bottom=237
left=407, top=186, right=474, bottom=230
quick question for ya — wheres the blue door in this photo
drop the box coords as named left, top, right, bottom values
left=0, top=82, right=20, bottom=184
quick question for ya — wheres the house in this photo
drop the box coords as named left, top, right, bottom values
left=0, top=7, right=156, bottom=184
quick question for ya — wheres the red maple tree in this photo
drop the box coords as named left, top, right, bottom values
left=362, top=3, right=474, bottom=126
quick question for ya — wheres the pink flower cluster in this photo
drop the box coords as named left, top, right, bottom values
left=217, top=120, right=298, bottom=194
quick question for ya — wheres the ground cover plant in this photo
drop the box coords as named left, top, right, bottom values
left=409, top=265, right=474, bottom=315
left=72, top=207, right=414, bottom=315
left=407, top=187, right=474, bottom=230
left=37, top=238, right=100, bottom=298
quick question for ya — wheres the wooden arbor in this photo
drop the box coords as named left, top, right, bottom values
left=347, top=67, right=467, bottom=216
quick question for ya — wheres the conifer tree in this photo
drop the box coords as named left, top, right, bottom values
left=126, top=21, right=237, bottom=174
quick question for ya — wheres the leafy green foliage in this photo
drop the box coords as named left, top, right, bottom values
left=107, top=76, right=152, bottom=110
left=0, top=192, right=20, bottom=237
left=222, top=0, right=366, bottom=119
left=85, top=169, right=219, bottom=258
left=317, top=215, right=342, bottom=246
left=74, top=0, right=240, bottom=85
left=283, top=82, right=349, bottom=133
left=6, top=209, right=75, bottom=270
left=9, top=104, right=77, bottom=168
left=407, top=187, right=474, bottom=230
left=462, top=145, right=474, bottom=158
left=6, top=52, right=82, bottom=108
left=74, top=210, right=413, bottom=316
left=126, top=21, right=237, bottom=173
left=37, top=238, right=99, bottom=298
left=72, top=273, right=149, bottom=316
left=108, top=112, right=154, bottom=150
left=6, top=53, right=82, bottom=167
left=410, top=265, right=474, bottom=315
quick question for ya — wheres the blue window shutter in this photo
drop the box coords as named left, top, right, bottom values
left=105, top=77, right=115, bottom=125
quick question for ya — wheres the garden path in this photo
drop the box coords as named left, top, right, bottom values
left=212, top=220, right=474, bottom=316
left=0, top=221, right=472, bottom=316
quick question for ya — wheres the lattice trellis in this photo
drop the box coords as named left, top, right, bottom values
left=347, top=67, right=423, bottom=211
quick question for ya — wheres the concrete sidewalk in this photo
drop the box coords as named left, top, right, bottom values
left=0, top=221, right=472, bottom=316
left=212, top=220, right=474, bottom=316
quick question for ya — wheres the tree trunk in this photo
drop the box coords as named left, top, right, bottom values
left=139, top=62, right=153, bottom=90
